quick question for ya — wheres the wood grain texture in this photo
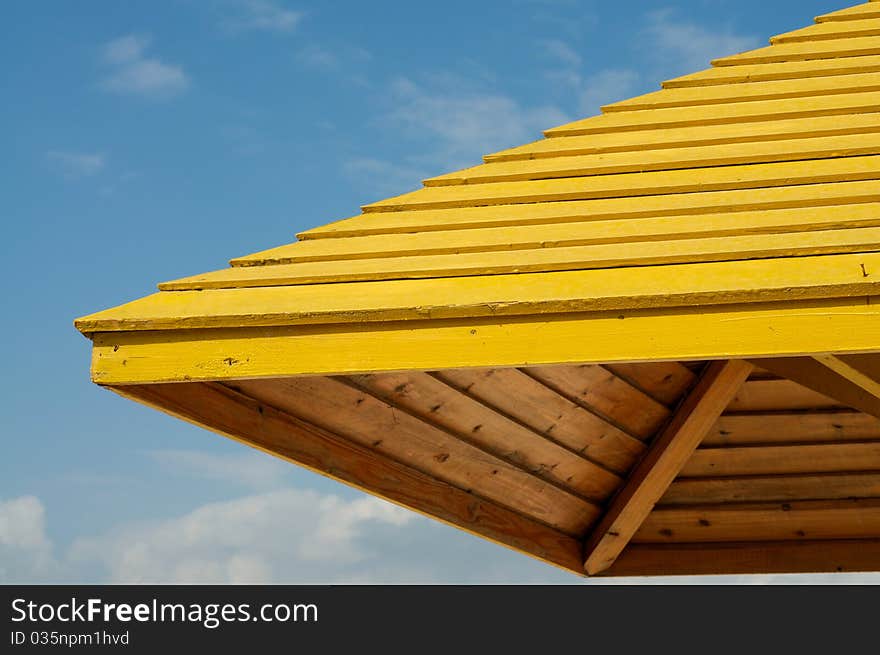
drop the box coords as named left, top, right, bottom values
left=603, top=362, right=697, bottom=406
left=604, top=539, right=880, bottom=576
left=681, top=442, right=880, bottom=477
left=663, top=472, right=880, bottom=505
left=726, top=377, right=842, bottom=412
left=113, top=382, right=585, bottom=575
left=582, top=360, right=753, bottom=575
left=228, top=376, right=601, bottom=534
left=522, top=365, right=671, bottom=439
left=434, top=367, right=645, bottom=474
left=704, top=411, right=880, bottom=446
left=634, top=499, right=880, bottom=543
left=345, top=370, right=622, bottom=498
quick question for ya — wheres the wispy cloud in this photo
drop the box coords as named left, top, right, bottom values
left=539, top=38, right=582, bottom=68
left=343, top=157, right=430, bottom=200
left=100, top=34, right=189, bottom=98
left=0, top=496, right=54, bottom=582
left=222, top=0, right=302, bottom=34
left=578, top=68, right=640, bottom=113
left=642, top=10, right=761, bottom=75
left=47, top=150, right=106, bottom=178
left=149, top=449, right=293, bottom=490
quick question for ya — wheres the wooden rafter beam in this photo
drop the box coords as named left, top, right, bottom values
left=752, top=356, right=880, bottom=420
left=582, top=359, right=753, bottom=576
left=113, top=381, right=585, bottom=576
left=814, top=354, right=880, bottom=401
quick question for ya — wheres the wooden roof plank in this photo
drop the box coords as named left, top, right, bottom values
left=160, top=226, right=880, bottom=289
left=486, top=113, right=880, bottom=163
left=750, top=357, right=880, bottom=419
left=726, top=378, right=843, bottom=412
left=681, top=442, right=880, bottom=477
left=603, top=72, right=880, bottom=112
left=425, top=133, right=880, bottom=186
left=582, top=360, right=753, bottom=575
left=345, top=371, right=623, bottom=497
left=815, top=353, right=880, bottom=400
left=662, top=472, right=880, bottom=505
left=116, top=382, right=585, bottom=575
left=299, top=180, right=880, bottom=239
left=604, top=538, right=880, bottom=576
left=75, top=253, right=880, bottom=333
left=235, top=203, right=880, bottom=267
left=634, top=498, right=880, bottom=543
left=602, top=362, right=697, bottom=407
left=705, top=411, right=880, bottom=446
left=817, top=3, right=880, bottom=23
left=433, top=368, right=646, bottom=474
left=229, top=376, right=600, bottom=535
left=543, top=91, right=880, bottom=137
left=663, top=54, right=880, bottom=89
left=712, top=36, right=880, bottom=66
left=361, top=156, right=880, bottom=213
left=772, top=17, right=880, bottom=43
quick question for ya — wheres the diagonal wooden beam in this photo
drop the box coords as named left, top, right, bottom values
left=582, top=359, right=753, bottom=575
left=751, top=356, right=880, bottom=420
left=814, top=354, right=880, bottom=401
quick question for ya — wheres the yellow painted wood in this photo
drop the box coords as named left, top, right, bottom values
left=89, top=296, right=880, bottom=385
left=236, top=204, right=880, bottom=267
left=160, top=227, right=880, bottom=289
left=299, top=180, right=880, bottom=239
left=772, top=17, right=880, bottom=43
left=818, top=3, right=880, bottom=23
left=712, top=36, right=880, bottom=66
left=366, top=156, right=880, bottom=214
left=75, top=252, right=880, bottom=332
left=603, top=72, right=880, bottom=112
left=543, top=91, right=880, bottom=137
left=424, top=133, right=880, bottom=187
left=486, top=113, right=880, bottom=162
left=664, top=54, right=880, bottom=88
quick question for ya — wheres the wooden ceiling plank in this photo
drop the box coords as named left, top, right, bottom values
left=112, top=381, right=585, bottom=575
left=603, top=539, right=880, bottom=576
left=751, top=357, right=880, bottom=419
left=582, top=359, right=753, bottom=575
left=704, top=411, right=880, bottom=446
left=345, top=371, right=623, bottom=500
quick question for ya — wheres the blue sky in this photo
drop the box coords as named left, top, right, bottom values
left=3, top=0, right=876, bottom=584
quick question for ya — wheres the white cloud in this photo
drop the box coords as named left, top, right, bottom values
left=0, top=496, right=54, bottom=582
left=101, top=34, right=188, bottom=98
left=148, top=449, right=293, bottom=490
left=223, top=0, right=302, bottom=34
left=385, top=76, right=569, bottom=171
left=642, top=10, right=761, bottom=75
left=47, top=150, right=106, bottom=178
left=343, top=157, right=429, bottom=199
left=539, top=38, right=582, bottom=67
left=69, top=489, right=417, bottom=583
left=578, top=68, right=641, bottom=114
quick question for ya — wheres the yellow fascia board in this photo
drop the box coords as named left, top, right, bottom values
left=90, top=297, right=880, bottom=385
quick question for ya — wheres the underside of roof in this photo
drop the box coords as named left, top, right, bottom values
left=77, top=1, right=880, bottom=577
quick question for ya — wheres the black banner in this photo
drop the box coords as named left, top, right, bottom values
left=1, top=585, right=875, bottom=651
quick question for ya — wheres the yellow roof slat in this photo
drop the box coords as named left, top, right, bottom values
left=817, top=3, right=880, bottom=22
left=603, top=71, right=880, bottom=112
left=298, top=179, right=880, bottom=239
left=162, top=226, right=880, bottom=289
left=424, top=133, right=880, bottom=187
left=76, top=252, right=880, bottom=333
left=712, top=35, right=880, bottom=66
left=485, top=113, right=880, bottom=163
left=663, top=54, right=880, bottom=88
left=772, top=17, right=880, bottom=43
left=234, top=203, right=880, bottom=266
left=543, top=91, right=880, bottom=137
left=363, top=156, right=880, bottom=213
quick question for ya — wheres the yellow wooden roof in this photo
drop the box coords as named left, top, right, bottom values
left=79, top=1, right=880, bottom=384
left=74, top=2, right=880, bottom=579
